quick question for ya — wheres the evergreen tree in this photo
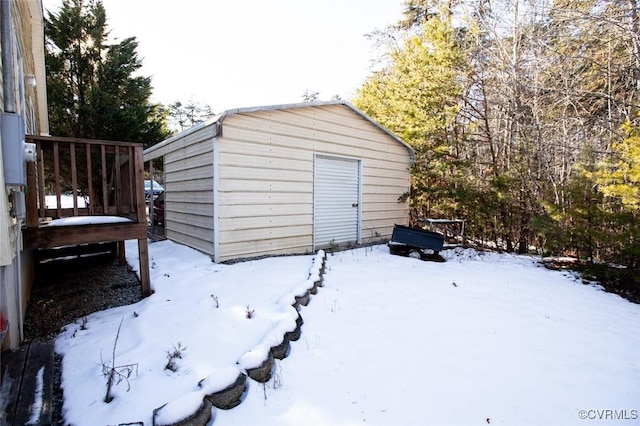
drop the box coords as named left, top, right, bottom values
left=45, top=0, right=170, bottom=146
left=592, top=118, right=640, bottom=267
left=354, top=11, right=465, bottom=223
left=596, top=118, right=640, bottom=211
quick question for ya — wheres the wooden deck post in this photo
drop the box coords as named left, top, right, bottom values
left=25, top=162, right=38, bottom=227
left=138, top=238, right=151, bottom=297
left=117, top=241, right=126, bottom=265
left=134, top=145, right=152, bottom=297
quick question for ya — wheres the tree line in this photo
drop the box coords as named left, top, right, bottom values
left=354, top=0, right=639, bottom=268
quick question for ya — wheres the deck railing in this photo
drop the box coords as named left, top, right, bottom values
left=25, top=135, right=146, bottom=227
left=23, top=135, right=151, bottom=296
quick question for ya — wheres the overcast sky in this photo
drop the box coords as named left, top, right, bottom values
left=42, top=0, right=404, bottom=112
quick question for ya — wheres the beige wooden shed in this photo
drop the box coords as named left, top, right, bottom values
left=143, top=101, right=414, bottom=262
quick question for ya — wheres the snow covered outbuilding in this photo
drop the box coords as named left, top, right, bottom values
left=143, top=101, right=414, bottom=262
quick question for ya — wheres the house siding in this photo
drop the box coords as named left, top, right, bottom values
left=216, top=113, right=311, bottom=260
left=1, top=0, right=48, bottom=350
left=216, top=104, right=410, bottom=261
left=162, top=129, right=215, bottom=255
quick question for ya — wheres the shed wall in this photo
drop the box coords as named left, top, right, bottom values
left=162, top=128, right=216, bottom=255
left=217, top=104, right=410, bottom=261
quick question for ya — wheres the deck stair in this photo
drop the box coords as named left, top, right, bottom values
left=0, top=341, right=54, bottom=425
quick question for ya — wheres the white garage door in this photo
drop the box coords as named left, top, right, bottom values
left=314, top=155, right=361, bottom=248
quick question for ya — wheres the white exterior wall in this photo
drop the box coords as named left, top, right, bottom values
left=216, top=104, right=411, bottom=261
left=154, top=127, right=216, bottom=256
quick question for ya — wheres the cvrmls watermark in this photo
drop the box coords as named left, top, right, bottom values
left=578, top=409, right=638, bottom=420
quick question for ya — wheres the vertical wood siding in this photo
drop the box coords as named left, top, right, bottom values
left=217, top=104, right=410, bottom=261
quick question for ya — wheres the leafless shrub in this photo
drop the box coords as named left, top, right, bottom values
left=101, top=318, right=138, bottom=403
left=246, top=305, right=255, bottom=319
left=165, top=342, right=187, bottom=372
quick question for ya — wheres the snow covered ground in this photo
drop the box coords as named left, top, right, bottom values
left=54, top=240, right=640, bottom=425
left=45, top=194, right=87, bottom=209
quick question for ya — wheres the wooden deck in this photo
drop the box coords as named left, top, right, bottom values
left=0, top=342, right=55, bottom=425
left=23, top=135, right=151, bottom=296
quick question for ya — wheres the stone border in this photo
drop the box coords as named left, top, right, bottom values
left=203, top=373, right=247, bottom=410
left=270, top=336, right=291, bottom=360
left=151, top=250, right=327, bottom=425
left=245, top=351, right=274, bottom=383
left=153, top=397, right=212, bottom=426
left=285, top=313, right=303, bottom=342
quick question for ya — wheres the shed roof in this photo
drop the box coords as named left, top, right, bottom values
left=144, top=100, right=414, bottom=163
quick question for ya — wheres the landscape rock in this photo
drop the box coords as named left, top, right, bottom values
left=245, top=351, right=274, bottom=383
left=152, top=394, right=212, bottom=426
left=270, top=337, right=290, bottom=360
left=295, top=290, right=310, bottom=306
left=202, top=373, right=247, bottom=409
